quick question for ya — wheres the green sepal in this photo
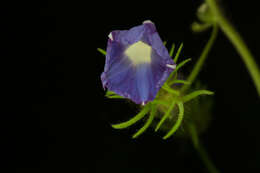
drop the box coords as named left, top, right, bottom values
left=132, top=105, right=156, bottom=138
left=167, top=58, right=192, bottom=83
left=173, top=43, right=183, bottom=63
left=182, top=90, right=214, bottom=103
left=105, top=90, right=124, bottom=99
left=163, top=102, right=184, bottom=139
left=171, top=79, right=191, bottom=85
left=162, top=84, right=180, bottom=96
left=152, top=100, right=169, bottom=107
left=111, top=104, right=151, bottom=129
left=155, top=100, right=176, bottom=131
left=169, top=43, right=175, bottom=58
left=97, top=48, right=106, bottom=55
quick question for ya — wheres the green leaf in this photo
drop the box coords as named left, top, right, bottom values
left=111, top=104, right=151, bottom=129
left=182, top=90, right=214, bottom=103
left=163, top=102, right=184, bottom=139
left=163, top=41, right=167, bottom=46
left=132, top=105, right=156, bottom=138
left=97, top=48, right=106, bottom=55
left=173, top=43, right=183, bottom=63
left=169, top=43, right=175, bottom=57
left=155, top=100, right=176, bottom=131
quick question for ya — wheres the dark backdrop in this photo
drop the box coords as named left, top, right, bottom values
left=1, top=0, right=260, bottom=172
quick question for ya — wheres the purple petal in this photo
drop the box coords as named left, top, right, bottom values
left=101, top=20, right=176, bottom=104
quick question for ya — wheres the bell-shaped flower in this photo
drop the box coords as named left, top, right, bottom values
left=101, top=20, right=176, bottom=105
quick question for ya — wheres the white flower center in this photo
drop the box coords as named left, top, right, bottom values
left=125, top=41, right=152, bottom=65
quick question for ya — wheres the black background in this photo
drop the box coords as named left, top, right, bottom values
left=1, top=0, right=260, bottom=172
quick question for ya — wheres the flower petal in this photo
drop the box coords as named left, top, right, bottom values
left=101, top=21, right=176, bottom=104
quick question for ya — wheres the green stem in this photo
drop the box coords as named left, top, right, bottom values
left=206, top=0, right=260, bottom=97
left=181, top=24, right=218, bottom=92
left=188, top=123, right=220, bottom=173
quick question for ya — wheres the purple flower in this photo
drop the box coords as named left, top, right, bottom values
left=101, top=20, right=176, bottom=105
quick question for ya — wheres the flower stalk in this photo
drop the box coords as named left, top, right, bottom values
left=205, top=0, right=260, bottom=97
left=182, top=24, right=218, bottom=93
left=188, top=123, right=220, bottom=173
